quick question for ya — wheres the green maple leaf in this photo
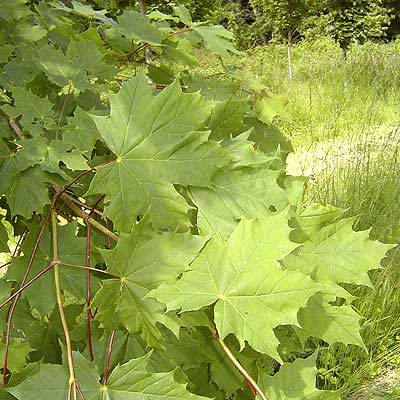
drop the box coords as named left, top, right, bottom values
left=259, top=353, right=340, bottom=400
left=7, top=223, right=98, bottom=315
left=208, top=97, right=248, bottom=140
left=62, top=107, right=100, bottom=154
left=0, top=338, right=33, bottom=373
left=0, top=0, right=31, bottom=21
left=190, top=166, right=288, bottom=238
left=16, top=137, right=89, bottom=177
left=87, top=73, right=231, bottom=232
left=8, top=351, right=210, bottom=399
left=0, top=139, right=18, bottom=194
left=0, top=218, right=9, bottom=252
left=282, top=217, right=395, bottom=288
left=292, top=203, right=346, bottom=243
left=1, top=87, right=54, bottom=135
left=7, top=166, right=50, bottom=218
left=254, top=91, right=289, bottom=125
left=117, top=10, right=164, bottom=45
left=296, top=293, right=365, bottom=349
left=192, top=25, right=242, bottom=58
left=104, top=353, right=210, bottom=400
left=150, top=211, right=324, bottom=360
left=36, top=39, right=115, bottom=91
left=220, top=132, right=278, bottom=168
left=29, top=304, right=83, bottom=364
left=7, top=351, right=99, bottom=400
left=92, top=216, right=207, bottom=346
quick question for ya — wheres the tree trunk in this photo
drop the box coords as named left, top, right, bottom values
left=287, top=29, right=293, bottom=80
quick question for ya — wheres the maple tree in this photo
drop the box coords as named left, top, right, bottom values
left=0, top=1, right=394, bottom=399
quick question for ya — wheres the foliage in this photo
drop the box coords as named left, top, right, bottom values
left=323, top=0, right=393, bottom=55
left=0, top=1, right=395, bottom=399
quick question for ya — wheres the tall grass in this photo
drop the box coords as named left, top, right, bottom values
left=252, top=40, right=400, bottom=396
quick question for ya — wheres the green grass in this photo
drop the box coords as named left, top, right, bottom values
left=197, top=38, right=400, bottom=396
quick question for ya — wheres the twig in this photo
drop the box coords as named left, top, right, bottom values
left=8, top=117, right=25, bottom=140
left=51, top=210, right=77, bottom=400
left=209, top=326, right=268, bottom=400
left=102, top=330, right=115, bottom=386
left=57, top=84, right=72, bottom=135
left=85, top=194, right=105, bottom=362
left=50, top=158, right=115, bottom=209
left=2, top=214, right=50, bottom=386
left=60, top=262, right=118, bottom=278
left=51, top=185, right=118, bottom=242
left=0, top=261, right=57, bottom=310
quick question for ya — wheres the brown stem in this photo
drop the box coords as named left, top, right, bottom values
left=2, top=214, right=50, bottom=386
left=169, top=27, right=192, bottom=36
left=209, top=326, right=268, bottom=400
left=102, top=330, right=115, bottom=386
left=85, top=194, right=105, bottom=362
left=57, top=84, right=72, bottom=133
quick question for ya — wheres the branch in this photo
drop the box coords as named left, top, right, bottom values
left=209, top=326, right=268, bottom=400
left=51, top=210, right=77, bottom=400
left=51, top=185, right=118, bottom=242
left=102, top=330, right=116, bottom=386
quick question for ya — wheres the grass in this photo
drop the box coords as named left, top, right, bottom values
left=197, top=38, right=400, bottom=396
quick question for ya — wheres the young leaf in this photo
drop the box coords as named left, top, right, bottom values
left=150, top=211, right=324, bottom=360
left=87, top=73, right=231, bottom=232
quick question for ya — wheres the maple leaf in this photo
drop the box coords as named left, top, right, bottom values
left=7, top=167, right=50, bottom=218
left=190, top=165, right=288, bottom=238
left=36, top=39, right=115, bottom=91
left=92, top=216, right=207, bottom=346
left=16, top=137, right=89, bottom=178
left=259, top=353, right=340, bottom=400
left=87, top=73, right=231, bottom=232
left=295, top=293, right=366, bottom=349
left=282, top=217, right=395, bottom=289
left=150, top=211, right=324, bottom=360
left=0, top=0, right=31, bottom=21
left=1, top=87, right=54, bottom=135
left=117, top=10, right=164, bottom=45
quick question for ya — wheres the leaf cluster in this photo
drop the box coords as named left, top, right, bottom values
left=0, top=1, right=394, bottom=399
